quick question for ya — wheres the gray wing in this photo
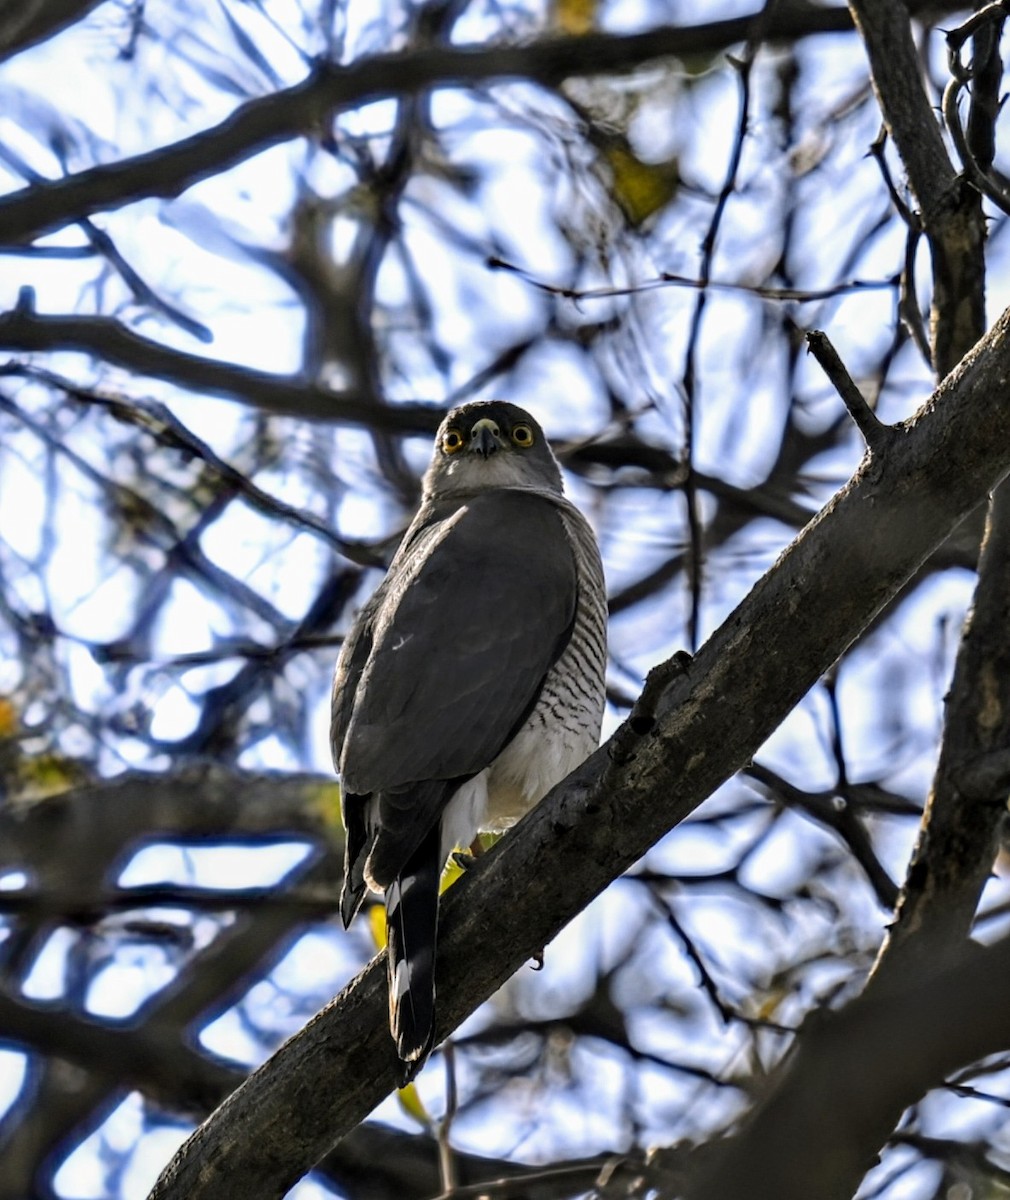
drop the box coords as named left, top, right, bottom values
left=338, top=489, right=578, bottom=795
left=330, top=567, right=391, bottom=773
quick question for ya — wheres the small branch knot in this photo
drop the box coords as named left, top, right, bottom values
left=606, top=652, right=692, bottom=770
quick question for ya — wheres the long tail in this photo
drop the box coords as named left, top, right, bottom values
left=339, top=792, right=369, bottom=929
left=385, top=824, right=442, bottom=1083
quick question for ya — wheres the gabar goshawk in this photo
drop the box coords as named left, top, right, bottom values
left=331, top=400, right=607, bottom=1081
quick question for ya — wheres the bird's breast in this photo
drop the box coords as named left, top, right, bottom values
left=439, top=500, right=607, bottom=859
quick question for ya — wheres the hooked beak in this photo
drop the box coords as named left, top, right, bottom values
left=469, top=417, right=503, bottom=459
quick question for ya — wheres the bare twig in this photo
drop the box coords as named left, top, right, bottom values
left=0, top=363, right=379, bottom=562
left=805, top=330, right=891, bottom=453
left=661, top=900, right=735, bottom=1026
left=943, top=79, right=1010, bottom=216
left=438, top=1043, right=459, bottom=1193
left=431, top=1157, right=637, bottom=1200
left=680, top=10, right=771, bottom=648
left=866, top=130, right=931, bottom=362
left=745, top=762, right=900, bottom=911
left=488, top=255, right=899, bottom=304
left=942, top=4, right=1010, bottom=216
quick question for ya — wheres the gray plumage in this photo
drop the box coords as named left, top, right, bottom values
left=331, top=400, right=607, bottom=1081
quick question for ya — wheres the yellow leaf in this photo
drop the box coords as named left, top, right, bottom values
left=604, top=143, right=680, bottom=226
left=552, top=0, right=596, bottom=34
left=0, top=697, right=18, bottom=738
left=368, top=903, right=387, bottom=950
left=754, top=987, right=788, bottom=1022
left=396, top=1081, right=430, bottom=1127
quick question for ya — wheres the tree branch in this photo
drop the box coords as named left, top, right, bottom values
left=0, top=988, right=241, bottom=1114
left=147, top=308, right=1010, bottom=1200
left=877, top=485, right=1010, bottom=968
left=849, top=0, right=1004, bottom=981
left=0, top=986, right=548, bottom=1200
left=0, top=0, right=106, bottom=64
left=805, top=329, right=892, bottom=454
left=689, top=933, right=1010, bottom=1200
left=0, top=5, right=877, bottom=247
left=0, top=766, right=340, bottom=877
left=0, top=309, right=441, bottom=430
left=849, top=0, right=986, bottom=378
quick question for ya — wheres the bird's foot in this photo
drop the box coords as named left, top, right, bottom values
left=452, top=836, right=486, bottom=872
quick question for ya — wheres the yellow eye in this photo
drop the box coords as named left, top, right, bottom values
left=511, top=423, right=534, bottom=447
left=442, top=428, right=464, bottom=454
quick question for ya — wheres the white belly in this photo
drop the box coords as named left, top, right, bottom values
left=439, top=685, right=601, bottom=861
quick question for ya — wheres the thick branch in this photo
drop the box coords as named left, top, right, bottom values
left=689, top=934, right=1010, bottom=1200
left=878, top=486, right=1010, bottom=967
left=0, top=988, right=541, bottom=1200
left=147, top=309, right=1010, bottom=1200
left=0, top=988, right=241, bottom=1114
left=0, top=0, right=106, bottom=64
left=0, top=310, right=440, bottom=430
left=848, top=1, right=957, bottom=220
left=0, top=6, right=871, bottom=247
left=848, top=0, right=986, bottom=377
left=849, top=0, right=1000, bottom=978
left=0, top=767, right=339, bottom=877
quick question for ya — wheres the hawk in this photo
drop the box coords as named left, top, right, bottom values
left=331, top=400, right=607, bottom=1081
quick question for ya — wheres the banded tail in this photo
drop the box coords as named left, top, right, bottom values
left=384, top=824, right=442, bottom=1083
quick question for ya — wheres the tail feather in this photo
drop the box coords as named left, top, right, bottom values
left=340, top=858, right=367, bottom=929
left=385, top=825, right=442, bottom=1083
left=339, top=791, right=370, bottom=929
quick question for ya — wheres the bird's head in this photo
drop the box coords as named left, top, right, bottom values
left=423, top=401, right=564, bottom=497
